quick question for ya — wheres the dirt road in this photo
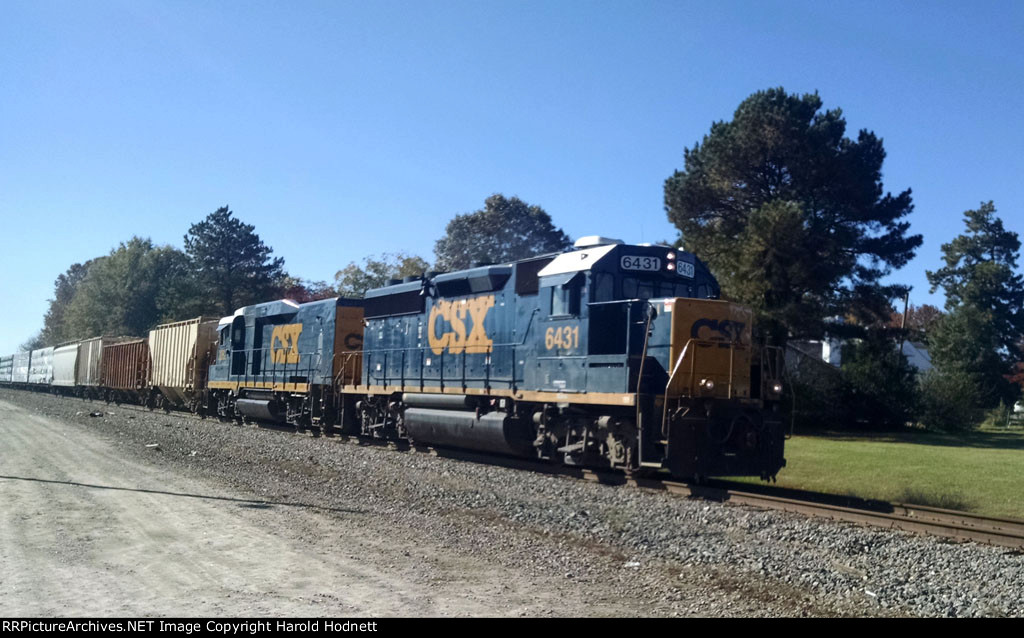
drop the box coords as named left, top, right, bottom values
left=0, top=399, right=630, bottom=616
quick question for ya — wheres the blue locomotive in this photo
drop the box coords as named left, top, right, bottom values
left=205, top=236, right=785, bottom=479
left=206, top=297, right=364, bottom=423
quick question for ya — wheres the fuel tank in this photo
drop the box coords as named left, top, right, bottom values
left=235, top=398, right=283, bottom=421
left=402, top=407, right=532, bottom=456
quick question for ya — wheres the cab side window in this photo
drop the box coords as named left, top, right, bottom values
left=551, top=281, right=582, bottom=316
left=593, top=273, right=614, bottom=302
left=622, top=277, right=638, bottom=299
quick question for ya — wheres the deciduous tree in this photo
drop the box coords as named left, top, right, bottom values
left=888, top=303, right=943, bottom=343
left=434, top=194, right=571, bottom=271
left=277, top=275, right=336, bottom=303
left=334, top=253, right=430, bottom=298
left=40, top=260, right=95, bottom=345
left=19, top=332, right=45, bottom=352
left=62, top=238, right=188, bottom=338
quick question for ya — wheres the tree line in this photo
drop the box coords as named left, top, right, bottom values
left=23, top=87, right=1023, bottom=431
left=27, top=197, right=572, bottom=350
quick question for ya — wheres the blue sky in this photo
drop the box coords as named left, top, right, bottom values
left=1, top=0, right=1021, bottom=353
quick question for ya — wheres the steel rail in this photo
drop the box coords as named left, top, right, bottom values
left=406, top=444, right=1024, bottom=551
left=627, top=478, right=1024, bottom=550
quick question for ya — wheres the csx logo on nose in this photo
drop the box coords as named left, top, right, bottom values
left=271, top=324, right=303, bottom=364
left=428, top=295, right=494, bottom=355
left=691, top=318, right=745, bottom=343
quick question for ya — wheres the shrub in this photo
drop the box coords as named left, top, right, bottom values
left=785, top=348, right=846, bottom=431
left=839, top=336, right=920, bottom=430
left=918, top=369, right=984, bottom=431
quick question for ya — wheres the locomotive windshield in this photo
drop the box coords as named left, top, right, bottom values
left=592, top=272, right=710, bottom=302
left=589, top=256, right=719, bottom=303
left=538, top=242, right=720, bottom=305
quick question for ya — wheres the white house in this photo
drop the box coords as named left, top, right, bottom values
left=788, top=338, right=933, bottom=373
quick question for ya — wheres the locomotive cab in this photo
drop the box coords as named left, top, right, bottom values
left=528, top=237, right=785, bottom=479
left=530, top=237, right=720, bottom=396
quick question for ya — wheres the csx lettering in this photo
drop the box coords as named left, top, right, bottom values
left=428, top=296, right=494, bottom=355
left=343, top=333, right=363, bottom=350
left=691, top=318, right=745, bottom=343
left=271, top=324, right=303, bottom=364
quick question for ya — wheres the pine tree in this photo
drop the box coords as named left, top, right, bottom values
left=664, top=88, right=921, bottom=343
left=184, top=207, right=285, bottom=315
left=926, top=201, right=1024, bottom=356
left=925, top=201, right=1024, bottom=409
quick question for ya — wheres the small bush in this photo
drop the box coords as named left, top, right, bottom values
left=786, top=335, right=920, bottom=431
left=982, top=401, right=1013, bottom=429
left=918, top=370, right=984, bottom=431
left=840, top=337, right=919, bottom=430
left=786, top=353, right=846, bottom=431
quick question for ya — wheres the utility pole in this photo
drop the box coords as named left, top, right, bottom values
left=897, top=287, right=911, bottom=364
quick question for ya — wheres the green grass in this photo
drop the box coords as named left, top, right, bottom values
left=736, top=425, right=1024, bottom=520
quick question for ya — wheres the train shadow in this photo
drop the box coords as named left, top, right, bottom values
left=0, top=474, right=363, bottom=515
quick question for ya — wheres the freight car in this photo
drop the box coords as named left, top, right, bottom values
left=76, top=336, right=131, bottom=397
left=101, top=338, right=150, bottom=403
left=0, top=236, right=786, bottom=480
left=12, top=350, right=31, bottom=384
left=148, top=316, right=218, bottom=411
left=0, top=355, right=13, bottom=384
left=27, top=347, right=54, bottom=386
left=52, top=342, right=79, bottom=389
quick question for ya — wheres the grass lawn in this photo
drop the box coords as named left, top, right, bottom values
left=737, top=425, right=1024, bottom=520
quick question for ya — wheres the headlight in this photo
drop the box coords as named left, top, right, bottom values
left=771, top=381, right=783, bottom=394
left=700, top=378, right=715, bottom=392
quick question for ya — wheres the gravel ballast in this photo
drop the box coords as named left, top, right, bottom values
left=2, top=388, right=1021, bottom=617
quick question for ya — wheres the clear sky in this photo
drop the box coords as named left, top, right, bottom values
left=1, top=0, right=1021, bottom=354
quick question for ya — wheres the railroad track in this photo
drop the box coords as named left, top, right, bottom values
left=409, top=444, right=1024, bottom=551
left=628, top=478, right=1024, bottom=551
left=16, top=389, right=1024, bottom=551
